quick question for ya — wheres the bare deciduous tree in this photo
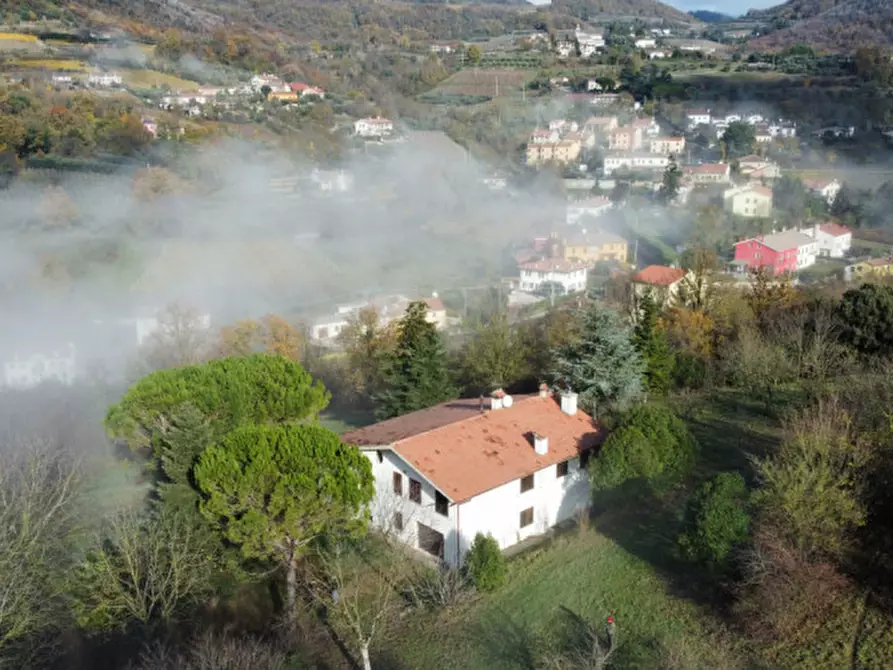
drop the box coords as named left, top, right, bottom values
left=70, top=508, right=215, bottom=631
left=539, top=607, right=616, bottom=670
left=130, top=630, right=292, bottom=670
left=140, top=303, right=211, bottom=372
left=0, top=440, right=82, bottom=661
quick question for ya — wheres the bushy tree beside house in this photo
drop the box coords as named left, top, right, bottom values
left=375, top=301, right=457, bottom=420
left=679, top=472, right=751, bottom=568
left=551, top=300, right=644, bottom=415
left=590, top=404, right=697, bottom=495
left=837, top=283, right=893, bottom=357
left=464, top=533, right=506, bottom=593
left=632, top=291, right=674, bottom=394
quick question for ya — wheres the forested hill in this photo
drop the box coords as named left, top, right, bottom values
left=748, top=0, right=893, bottom=51
left=551, top=0, right=697, bottom=22
left=688, top=10, right=736, bottom=22
left=745, top=0, right=844, bottom=21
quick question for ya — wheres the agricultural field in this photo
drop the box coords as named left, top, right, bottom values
left=8, top=58, right=88, bottom=70
left=0, top=31, right=43, bottom=52
left=421, top=68, right=535, bottom=105
left=118, top=67, right=200, bottom=90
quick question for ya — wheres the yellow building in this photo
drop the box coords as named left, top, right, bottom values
left=562, top=230, right=628, bottom=264
left=268, top=91, right=299, bottom=102
left=846, top=257, right=893, bottom=281
left=526, top=139, right=581, bottom=166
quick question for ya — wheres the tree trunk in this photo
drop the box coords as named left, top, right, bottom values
left=286, top=557, right=297, bottom=628
left=361, top=642, right=372, bottom=670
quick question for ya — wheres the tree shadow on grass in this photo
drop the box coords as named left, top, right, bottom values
left=469, top=608, right=541, bottom=670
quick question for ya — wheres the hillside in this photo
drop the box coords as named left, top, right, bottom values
left=689, top=10, right=736, bottom=22
left=549, top=0, right=697, bottom=23
left=748, top=0, right=893, bottom=51
left=746, top=0, right=843, bottom=21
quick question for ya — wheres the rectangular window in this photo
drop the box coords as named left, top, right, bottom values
left=409, top=478, right=422, bottom=504
left=435, top=491, right=449, bottom=516
left=393, top=472, right=403, bottom=496
left=393, top=512, right=404, bottom=531
left=556, top=461, right=569, bottom=478
left=579, top=449, right=591, bottom=470
left=376, top=450, right=384, bottom=463
left=520, top=507, right=534, bottom=528
left=520, top=474, right=534, bottom=493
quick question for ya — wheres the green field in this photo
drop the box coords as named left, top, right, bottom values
left=118, top=67, right=200, bottom=90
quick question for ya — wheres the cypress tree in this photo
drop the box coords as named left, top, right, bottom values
left=633, top=291, right=675, bottom=394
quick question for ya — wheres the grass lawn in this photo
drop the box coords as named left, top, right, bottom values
left=383, top=524, right=742, bottom=669
left=320, top=408, right=374, bottom=435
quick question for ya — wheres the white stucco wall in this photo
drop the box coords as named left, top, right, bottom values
left=363, top=447, right=591, bottom=568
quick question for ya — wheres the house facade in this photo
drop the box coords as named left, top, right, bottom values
left=603, top=152, right=668, bottom=176
left=562, top=230, right=628, bottom=263
left=802, top=222, right=852, bottom=258
left=526, top=140, right=581, bottom=166
left=723, top=184, right=773, bottom=218
left=685, top=109, right=711, bottom=129
left=608, top=126, right=643, bottom=151
left=649, top=137, right=685, bottom=155
left=803, top=178, right=841, bottom=206
left=733, top=230, right=818, bottom=275
left=344, top=392, right=599, bottom=567
left=2, top=343, right=77, bottom=389
left=566, top=196, right=612, bottom=224
left=630, top=265, right=689, bottom=307
left=519, top=258, right=589, bottom=294
left=354, top=117, right=393, bottom=138
left=683, top=162, right=731, bottom=184
left=845, top=257, right=893, bottom=282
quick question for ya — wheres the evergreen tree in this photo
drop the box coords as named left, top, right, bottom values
left=632, top=291, right=674, bottom=394
left=375, top=302, right=457, bottom=420
left=658, top=157, right=681, bottom=204
left=551, top=300, right=644, bottom=415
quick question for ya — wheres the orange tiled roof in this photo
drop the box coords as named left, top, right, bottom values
left=819, top=222, right=851, bottom=237
left=632, top=265, right=687, bottom=286
left=424, top=296, right=445, bottom=311
left=348, top=395, right=601, bottom=502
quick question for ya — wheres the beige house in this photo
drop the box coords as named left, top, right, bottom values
left=649, top=137, right=685, bottom=155
left=526, top=139, right=581, bottom=166
left=608, top=125, right=644, bottom=151
left=723, top=184, right=773, bottom=218
left=562, top=230, right=628, bottom=264
left=630, top=265, right=691, bottom=308
left=683, top=162, right=731, bottom=184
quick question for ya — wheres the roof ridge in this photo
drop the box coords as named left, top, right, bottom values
left=392, top=394, right=543, bottom=448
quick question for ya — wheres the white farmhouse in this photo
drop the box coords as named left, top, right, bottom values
left=87, top=72, right=122, bottom=87
left=575, top=27, right=605, bottom=57
left=566, top=196, right=612, bottom=225
left=518, top=258, right=589, bottom=295
left=685, top=108, right=711, bottom=129
left=354, top=116, right=393, bottom=138
left=634, top=38, right=657, bottom=49
left=2, top=343, right=77, bottom=389
left=801, top=222, right=852, bottom=258
left=603, top=152, right=668, bottom=176
left=344, top=390, right=599, bottom=567
left=803, top=178, right=842, bottom=206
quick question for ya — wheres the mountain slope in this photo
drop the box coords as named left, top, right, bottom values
left=748, top=0, right=893, bottom=51
left=550, top=0, right=697, bottom=23
left=689, top=10, right=736, bottom=22
left=746, top=0, right=843, bottom=21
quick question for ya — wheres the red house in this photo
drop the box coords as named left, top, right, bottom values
left=733, top=230, right=817, bottom=276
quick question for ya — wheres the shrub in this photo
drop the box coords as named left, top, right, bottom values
left=590, top=403, right=697, bottom=494
left=679, top=472, right=751, bottom=566
left=464, top=533, right=506, bottom=593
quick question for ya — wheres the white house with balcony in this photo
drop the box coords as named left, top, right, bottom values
left=2, top=343, right=77, bottom=389
left=518, top=258, right=589, bottom=295
left=354, top=117, right=394, bottom=138
left=344, top=390, right=600, bottom=567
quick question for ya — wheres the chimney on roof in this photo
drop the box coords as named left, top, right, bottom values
left=534, top=432, right=549, bottom=455
left=561, top=391, right=578, bottom=416
left=491, top=388, right=506, bottom=410
left=539, top=382, right=550, bottom=398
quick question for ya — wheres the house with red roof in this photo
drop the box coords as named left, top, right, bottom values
left=630, top=265, right=691, bottom=306
left=342, top=389, right=601, bottom=566
left=289, top=82, right=325, bottom=98
left=518, top=258, right=590, bottom=296
left=803, top=177, right=841, bottom=206
left=801, top=221, right=852, bottom=258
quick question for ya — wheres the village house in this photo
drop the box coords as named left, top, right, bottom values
left=583, top=115, right=619, bottom=135
left=647, top=49, right=672, bottom=59
left=733, top=230, right=818, bottom=275
left=590, top=93, right=622, bottom=106
left=603, top=152, right=669, bottom=176
left=343, top=390, right=599, bottom=567
left=289, top=82, right=325, bottom=98
left=737, top=155, right=781, bottom=180
left=250, top=73, right=289, bottom=93
left=268, top=91, right=300, bottom=103
left=632, top=117, right=661, bottom=138
left=430, top=41, right=461, bottom=54
left=354, top=116, right=394, bottom=138
left=803, top=178, right=842, bottom=206
left=530, top=128, right=561, bottom=144
left=1, top=342, right=77, bottom=389
left=723, top=184, right=773, bottom=218
left=51, top=74, right=73, bottom=85
left=801, top=222, right=852, bottom=258
left=575, top=26, right=605, bottom=57
left=634, top=37, right=657, bottom=49
left=608, top=125, right=644, bottom=151
left=649, top=136, right=685, bottom=155
left=685, top=108, right=711, bottom=129
left=754, top=125, right=773, bottom=144
left=549, top=119, right=579, bottom=134
left=310, top=168, right=353, bottom=193
left=630, top=265, right=690, bottom=308
left=562, top=229, right=628, bottom=264
left=566, top=196, right=613, bottom=224
left=683, top=162, right=731, bottom=184
left=526, top=139, right=581, bottom=166
left=845, top=257, right=893, bottom=282
left=518, top=258, right=590, bottom=295
left=310, top=295, right=446, bottom=343
left=87, top=72, right=122, bottom=87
